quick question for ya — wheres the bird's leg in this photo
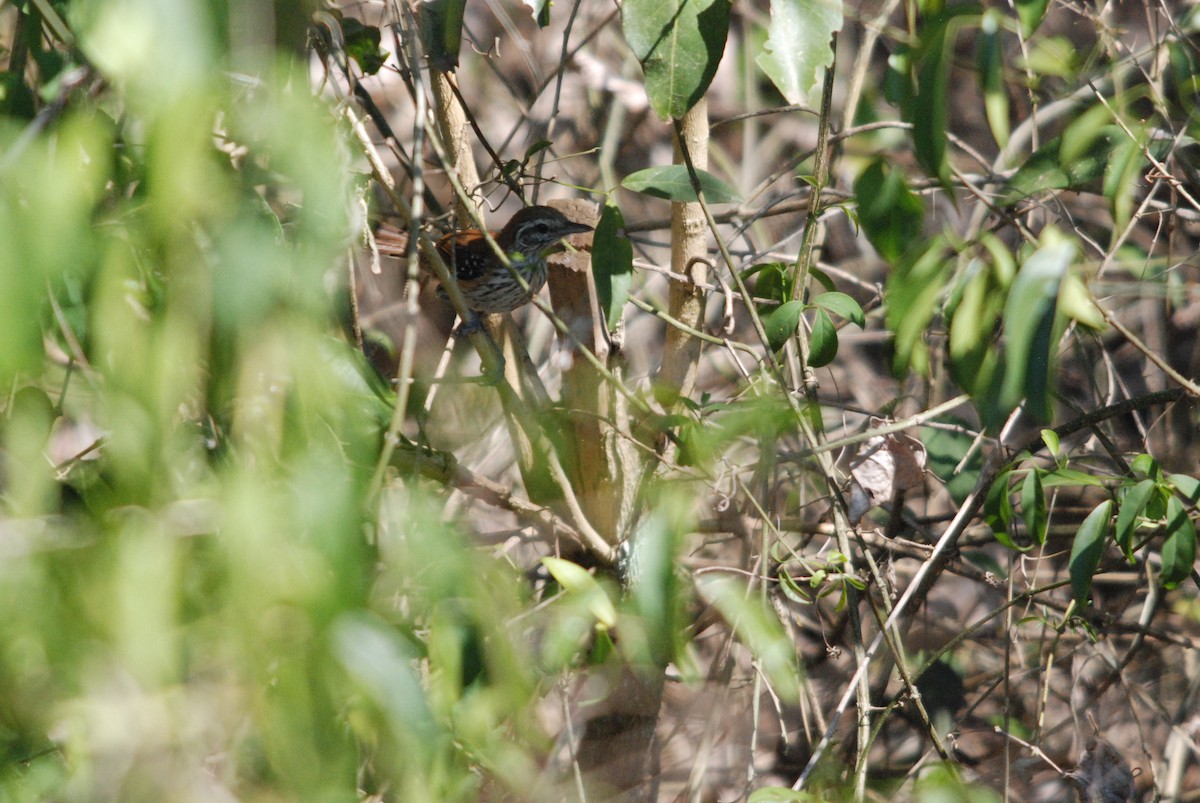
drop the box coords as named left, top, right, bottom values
left=453, top=312, right=485, bottom=336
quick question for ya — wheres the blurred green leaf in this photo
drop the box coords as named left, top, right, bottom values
left=593, top=200, right=633, bottom=331
left=628, top=503, right=690, bottom=666
left=1015, top=0, right=1050, bottom=35
left=755, top=0, right=843, bottom=109
left=985, top=470, right=1029, bottom=551
left=854, top=158, right=924, bottom=263
left=1022, top=36, right=1077, bottom=76
left=622, top=0, right=732, bottom=120
left=622, top=165, right=741, bottom=203
left=999, top=231, right=1075, bottom=422
left=1132, top=453, right=1163, bottom=481
left=750, top=786, right=825, bottom=801
left=697, top=575, right=801, bottom=701
left=420, top=0, right=467, bottom=70
left=1040, top=468, right=1110, bottom=488
left=543, top=557, right=618, bottom=629
left=1058, top=271, right=1105, bottom=330
left=901, top=10, right=978, bottom=187
left=886, top=240, right=952, bottom=377
left=977, top=10, right=1009, bottom=149
left=1104, top=131, right=1146, bottom=234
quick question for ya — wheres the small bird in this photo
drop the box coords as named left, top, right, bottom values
left=377, top=205, right=592, bottom=315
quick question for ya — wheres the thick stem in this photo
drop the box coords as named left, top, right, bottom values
left=656, top=98, right=710, bottom=408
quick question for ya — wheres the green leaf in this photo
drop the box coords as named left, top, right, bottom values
left=1103, top=131, right=1146, bottom=235
left=1161, top=496, right=1197, bottom=589
left=985, top=470, right=1028, bottom=551
left=755, top=0, right=843, bottom=108
left=1115, top=479, right=1157, bottom=560
left=1015, top=0, right=1050, bottom=35
left=419, top=0, right=467, bottom=71
left=762, top=300, right=805, bottom=351
left=813, top=291, right=865, bottom=327
left=593, top=201, right=633, bottom=331
left=1169, top=474, right=1200, bottom=504
left=1040, top=428, right=1060, bottom=457
left=1058, top=271, right=1105, bottom=330
left=340, top=18, right=386, bottom=76
left=977, top=10, right=1009, bottom=150
left=522, top=139, right=552, bottom=163
left=1131, top=453, right=1162, bottom=481
left=622, top=165, right=741, bottom=203
left=628, top=508, right=687, bottom=666
left=542, top=557, right=618, bottom=629
left=697, top=575, right=801, bottom=701
left=854, top=158, right=925, bottom=264
left=745, top=262, right=793, bottom=304
left=807, top=307, right=838, bottom=367
left=904, top=11, right=977, bottom=187
left=622, top=0, right=732, bottom=120
left=1070, top=500, right=1113, bottom=608
left=948, top=259, right=1004, bottom=421
left=1022, top=36, right=1077, bottom=77
left=1021, top=469, right=1048, bottom=545
left=333, top=616, right=441, bottom=751
left=885, top=240, right=951, bottom=376
left=999, top=232, right=1075, bottom=422
left=1039, top=468, right=1110, bottom=488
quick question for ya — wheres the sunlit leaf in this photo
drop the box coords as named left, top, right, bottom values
left=1169, top=473, right=1200, bottom=504
left=543, top=557, right=618, bottom=628
left=1058, top=271, right=1105, bottom=330
left=622, top=165, right=741, bottom=203
left=622, top=0, right=732, bottom=120
left=756, top=0, right=843, bottom=108
left=813, top=291, right=864, bottom=327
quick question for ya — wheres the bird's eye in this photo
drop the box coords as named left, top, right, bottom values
left=535, top=222, right=549, bottom=232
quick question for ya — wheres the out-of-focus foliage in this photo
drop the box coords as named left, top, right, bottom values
left=4, top=0, right=1200, bottom=798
